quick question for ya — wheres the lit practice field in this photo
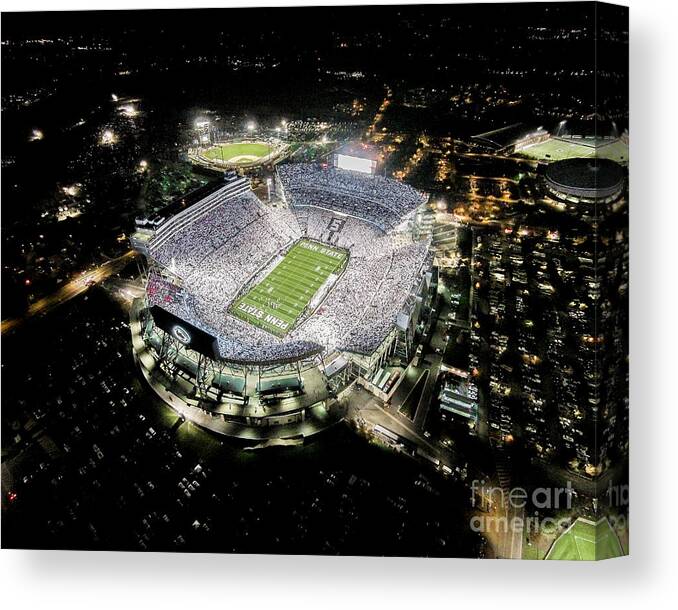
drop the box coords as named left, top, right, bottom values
left=230, top=239, right=348, bottom=337
left=545, top=518, right=624, bottom=560
left=202, top=142, right=272, bottom=163
left=519, top=138, right=629, bottom=163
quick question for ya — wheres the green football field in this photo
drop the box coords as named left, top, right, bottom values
left=230, top=239, right=348, bottom=337
left=519, top=138, right=629, bottom=163
left=546, top=518, right=624, bottom=561
left=202, top=142, right=272, bottom=162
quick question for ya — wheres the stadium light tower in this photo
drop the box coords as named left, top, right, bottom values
left=246, top=121, right=256, bottom=133
left=194, top=118, right=211, bottom=148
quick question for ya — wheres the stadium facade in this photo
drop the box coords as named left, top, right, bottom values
left=130, top=160, right=434, bottom=440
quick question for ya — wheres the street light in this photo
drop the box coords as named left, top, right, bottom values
left=100, top=129, right=117, bottom=146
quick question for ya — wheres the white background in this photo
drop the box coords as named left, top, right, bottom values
left=1, top=0, right=676, bottom=608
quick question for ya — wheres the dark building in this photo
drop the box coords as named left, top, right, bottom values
left=469, top=156, right=628, bottom=480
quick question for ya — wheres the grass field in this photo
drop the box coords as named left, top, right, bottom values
left=202, top=142, right=272, bottom=163
left=519, top=138, right=629, bottom=163
left=230, top=239, right=347, bottom=337
left=545, top=518, right=624, bottom=561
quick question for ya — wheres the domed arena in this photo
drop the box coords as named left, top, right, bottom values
left=544, top=157, right=625, bottom=202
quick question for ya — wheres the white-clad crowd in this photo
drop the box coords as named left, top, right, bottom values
left=277, top=162, right=427, bottom=231
left=145, top=163, right=431, bottom=363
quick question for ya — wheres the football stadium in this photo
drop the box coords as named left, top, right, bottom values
left=518, top=137, right=629, bottom=163
left=130, top=153, right=433, bottom=440
left=545, top=518, right=624, bottom=561
left=471, top=117, right=629, bottom=165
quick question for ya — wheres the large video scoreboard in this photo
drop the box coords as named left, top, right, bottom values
left=335, top=154, right=376, bottom=175
left=149, top=305, right=220, bottom=360
left=333, top=143, right=379, bottom=176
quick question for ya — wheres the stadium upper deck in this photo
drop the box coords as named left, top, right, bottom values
left=277, top=163, right=426, bottom=231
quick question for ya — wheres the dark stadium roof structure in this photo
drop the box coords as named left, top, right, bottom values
left=471, top=122, right=546, bottom=150
left=544, top=158, right=625, bottom=200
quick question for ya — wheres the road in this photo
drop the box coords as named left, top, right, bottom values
left=472, top=489, right=525, bottom=560
left=501, top=502, right=525, bottom=559
left=1, top=250, right=137, bottom=335
left=345, top=384, right=457, bottom=469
